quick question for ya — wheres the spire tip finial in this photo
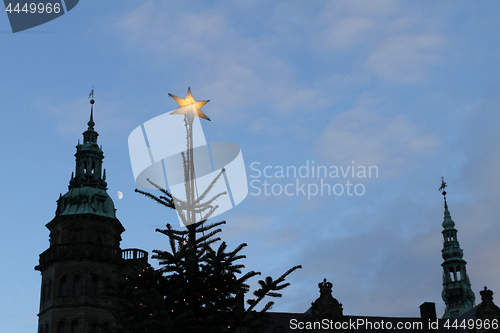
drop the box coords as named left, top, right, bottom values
left=88, top=88, right=94, bottom=103
left=88, top=88, right=95, bottom=129
left=439, top=176, right=447, bottom=200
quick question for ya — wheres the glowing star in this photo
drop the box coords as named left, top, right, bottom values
left=169, top=87, right=210, bottom=121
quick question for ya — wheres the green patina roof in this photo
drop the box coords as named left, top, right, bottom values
left=440, top=195, right=475, bottom=319
left=56, top=186, right=116, bottom=218
left=55, top=105, right=116, bottom=219
left=442, top=200, right=455, bottom=229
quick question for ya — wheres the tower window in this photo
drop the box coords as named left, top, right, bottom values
left=60, top=276, right=68, bottom=297
left=73, top=275, right=80, bottom=296
left=58, top=321, right=65, bottom=333
left=71, top=320, right=78, bottom=333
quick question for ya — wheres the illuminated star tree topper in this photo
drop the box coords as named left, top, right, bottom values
left=169, top=87, right=210, bottom=121
left=166, top=87, right=225, bottom=228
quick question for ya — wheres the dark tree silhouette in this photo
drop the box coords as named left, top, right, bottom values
left=107, top=182, right=301, bottom=333
left=109, top=92, right=300, bottom=332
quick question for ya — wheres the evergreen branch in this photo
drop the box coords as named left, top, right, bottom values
left=145, top=178, right=174, bottom=202
left=171, top=198, right=189, bottom=226
left=216, top=241, right=228, bottom=257
left=273, top=265, right=302, bottom=286
left=193, top=191, right=227, bottom=209
left=199, top=205, right=219, bottom=221
left=198, top=236, right=220, bottom=249
left=260, top=301, right=274, bottom=313
left=226, top=243, right=247, bottom=262
left=155, top=224, right=188, bottom=238
left=237, top=271, right=261, bottom=284
left=245, top=265, right=301, bottom=313
left=196, top=230, right=222, bottom=244
left=135, top=188, right=174, bottom=209
left=196, top=220, right=226, bottom=233
left=193, top=168, right=226, bottom=205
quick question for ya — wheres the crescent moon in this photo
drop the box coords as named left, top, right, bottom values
left=117, top=191, right=123, bottom=200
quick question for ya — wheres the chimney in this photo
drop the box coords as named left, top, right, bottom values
left=420, top=302, right=437, bottom=320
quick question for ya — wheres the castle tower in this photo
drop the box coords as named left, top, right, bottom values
left=439, top=181, right=475, bottom=318
left=35, top=98, right=148, bottom=333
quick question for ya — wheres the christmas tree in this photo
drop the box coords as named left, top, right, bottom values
left=109, top=89, right=301, bottom=333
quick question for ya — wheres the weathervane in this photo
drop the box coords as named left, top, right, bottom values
left=439, top=176, right=447, bottom=199
left=88, top=88, right=94, bottom=105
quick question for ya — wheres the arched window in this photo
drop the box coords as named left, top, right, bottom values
left=71, top=320, right=78, bottom=333
left=91, top=276, right=98, bottom=296
left=60, top=276, right=67, bottom=297
left=58, top=321, right=65, bottom=333
left=73, top=275, right=80, bottom=296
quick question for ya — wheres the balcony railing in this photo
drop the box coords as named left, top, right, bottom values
left=37, top=243, right=150, bottom=269
left=121, top=248, right=148, bottom=262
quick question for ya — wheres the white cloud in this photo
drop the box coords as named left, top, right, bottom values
left=311, top=1, right=448, bottom=84
left=367, top=34, right=445, bottom=83
left=116, top=1, right=229, bottom=57
left=320, top=17, right=375, bottom=52
left=315, top=100, right=440, bottom=173
left=33, top=94, right=136, bottom=143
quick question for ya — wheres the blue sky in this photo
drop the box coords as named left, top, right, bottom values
left=1, top=1, right=500, bottom=331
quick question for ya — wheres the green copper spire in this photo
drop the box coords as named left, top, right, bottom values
left=72, top=101, right=105, bottom=189
left=88, top=106, right=95, bottom=129
left=55, top=96, right=116, bottom=219
left=439, top=178, right=475, bottom=318
left=83, top=100, right=97, bottom=144
left=442, top=200, right=455, bottom=229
